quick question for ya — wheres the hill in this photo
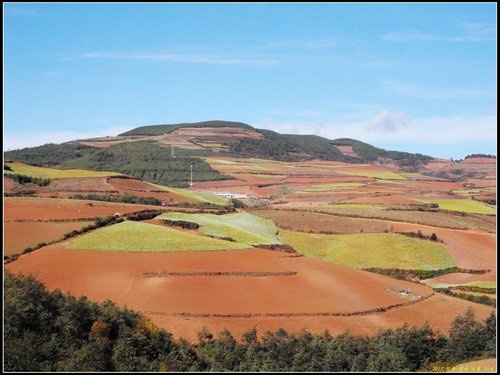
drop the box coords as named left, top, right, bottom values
left=4, top=120, right=440, bottom=185
left=118, top=120, right=254, bottom=136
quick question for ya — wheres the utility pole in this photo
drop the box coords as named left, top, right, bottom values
left=170, top=145, right=176, bottom=158
left=190, top=164, right=193, bottom=187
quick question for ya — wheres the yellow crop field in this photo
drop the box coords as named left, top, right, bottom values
left=417, top=199, right=496, bottom=215
left=65, top=221, right=249, bottom=252
left=5, top=161, right=121, bottom=179
left=281, top=230, right=455, bottom=270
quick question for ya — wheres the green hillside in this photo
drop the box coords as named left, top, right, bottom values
left=332, top=138, right=433, bottom=168
left=5, top=121, right=435, bottom=179
left=5, top=141, right=232, bottom=188
left=228, top=130, right=432, bottom=168
left=119, top=120, right=254, bottom=136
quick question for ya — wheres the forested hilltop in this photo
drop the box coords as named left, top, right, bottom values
left=4, top=121, right=435, bottom=185
left=4, top=141, right=231, bottom=188
left=5, top=272, right=496, bottom=372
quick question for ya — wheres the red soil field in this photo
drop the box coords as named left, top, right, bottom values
left=106, top=177, right=190, bottom=202
left=7, top=245, right=471, bottom=342
left=335, top=145, right=359, bottom=158
left=461, top=157, right=496, bottom=165
left=4, top=197, right=161, bottom=221
left=424, top=159, right=453, bottom=171
left=169, top=127, right=263, bottom=140
left=253, top=209, right=391, bottom=233
left=425, top=272, right=495, bottom=285
left=340, top=194, right=422, bottom=205
left=282, top=176, right=371, bottom=184
left=4, top=221, right=94, bottom=256
left=148, top=293, right=494, bottom=342
left=467, top=178, right=497, bottom=188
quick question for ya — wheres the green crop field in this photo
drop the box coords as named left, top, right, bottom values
left=65, top=221, right=250, bottom=252
left=5, top=161, right=121, bottom=179
left=156, top=211, right=281, bottom=245
left=417, top=199, right=496, bottom=215
left=280, top=230, right=455, bottom=270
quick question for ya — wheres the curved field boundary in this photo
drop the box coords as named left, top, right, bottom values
left=143, top=271, right=297, bottom=277
left=268, top=207, right=496, bottom=232
left=144, top=292, right=434, bottom=319
left=7, top=218, right=98, bottom=223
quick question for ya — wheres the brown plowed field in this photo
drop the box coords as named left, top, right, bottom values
left=45, top=177, right=115, bottom=192
left=425, top=272, right=495, bottom=285
left=4, top=197, right=161, bottom=221
left=170, top=127, right=263, bottom=140
left=461, top=157, right=496, bottom=165
left=425, top=159, right=453, bottom=171
left=4, top=221, right=94, bottom=256
left=253, top=209, right=391, bottom=233
left=106, top=177, right=190, bottom=201
left=6, top=245, right=464, bottom=342
left=335, top=145, right=359, bottom=158
left=340, top=194, right=422, bottom=205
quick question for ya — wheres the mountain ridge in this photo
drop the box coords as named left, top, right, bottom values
left=5, top=120, right=492, bottom=187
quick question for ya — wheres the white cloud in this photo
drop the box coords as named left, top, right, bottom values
left=66, top=51, right=278, bottom=65
left=382, top=23, right=495, bottom=43
left=3, top=126, right=131, bottom=151
left=366, top=110, right=409, bottom=132
left=256, top=114, right=496, bottom=149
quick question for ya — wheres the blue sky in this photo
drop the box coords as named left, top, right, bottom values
left=3, top=2, right=497, bottom=159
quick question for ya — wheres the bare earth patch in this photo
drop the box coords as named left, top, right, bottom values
left=7, top=245, right=493, bottom=342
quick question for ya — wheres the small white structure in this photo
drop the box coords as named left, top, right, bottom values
left=210, top=192, right=251, bottom=199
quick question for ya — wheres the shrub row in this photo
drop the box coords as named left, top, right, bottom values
left=363, top=267, right=490, bottom=281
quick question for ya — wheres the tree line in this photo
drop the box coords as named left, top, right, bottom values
left=4, top=272, right=496, bottom=372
